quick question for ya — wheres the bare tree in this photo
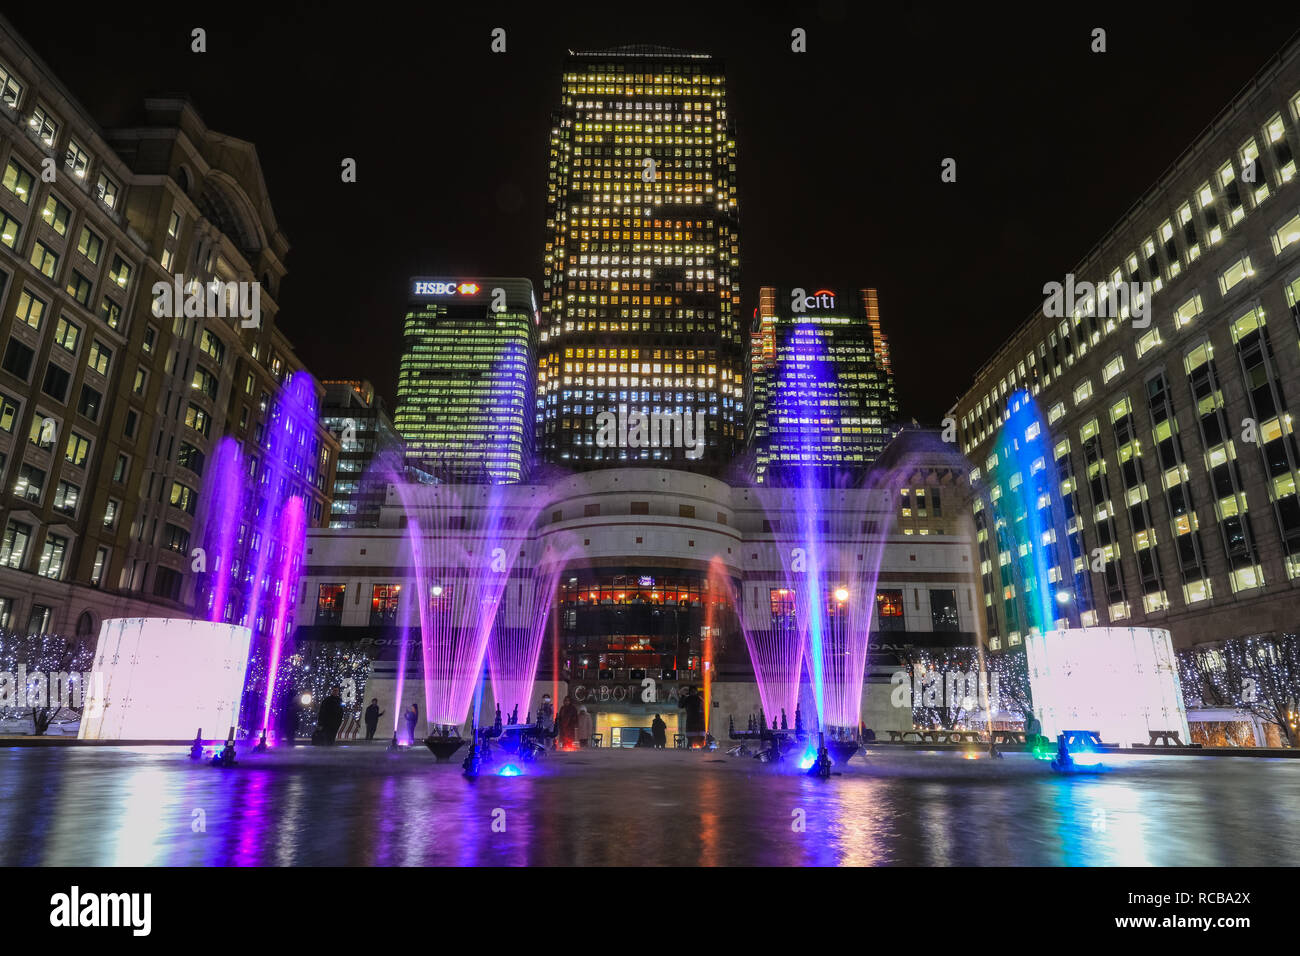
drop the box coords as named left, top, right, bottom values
left=1178, top=634, right=1300, bottom=747
left=0, top=630, right=96, bottom=736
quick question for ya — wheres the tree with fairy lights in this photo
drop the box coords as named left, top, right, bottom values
left=0, top=630, right=96, bottom=736
left=893, top=644, right=1033, bottom=731
left=285, top=642, right=373, bottom=739
left=986, top=648, right=1033, bottom=726
left=894, top=646, right=979, bottom=730
left=1178, top=633, right=1300, bottom=747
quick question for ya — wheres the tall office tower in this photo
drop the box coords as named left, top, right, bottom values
left=321, top=380, right=403, bottom=528
left=538, top=45, right=743, bottom=475
left=750, top=285, right=900, bottom=484
left=395, top=277, right=537, bottom=483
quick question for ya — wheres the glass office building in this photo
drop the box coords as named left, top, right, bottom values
left=394, top=277, right=537, bottom=483
left=537, top=45, right=743, bottom=474
left=750, top=286, right=900, bottom=484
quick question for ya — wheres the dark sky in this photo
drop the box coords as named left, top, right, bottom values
left=10, top=2, right=1299, bottom=424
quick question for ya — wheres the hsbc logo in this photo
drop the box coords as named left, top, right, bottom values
left=413, top=280, right=480, bottom=296
left=790, top=287, right=836, bottom=312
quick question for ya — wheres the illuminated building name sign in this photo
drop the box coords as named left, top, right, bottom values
left=790, top=287, right=836, bottom=312
left=413, top=280, right=481, bottom=297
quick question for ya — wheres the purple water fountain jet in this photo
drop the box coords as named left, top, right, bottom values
left=242, top=371, right=319, bottom=735
left=261, top=495, right=307, bottom=734
left=488, top=536, right=575, bottom=723
left=390, top=481, right=552, bottom=728
left=199, top=437, right=245, bottom=623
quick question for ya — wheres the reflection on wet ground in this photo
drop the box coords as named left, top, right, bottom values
left=2, top=744, right=1297, bottom=865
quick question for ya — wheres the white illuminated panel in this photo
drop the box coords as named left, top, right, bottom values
left=1024, top=626, right=1189, bottom=747
left=78, top=618, right=253, bottom=741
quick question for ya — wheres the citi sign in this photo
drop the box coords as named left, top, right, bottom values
left=790, top=287, right=836, bottom=312
left=413, top=280, right=480, bottom=296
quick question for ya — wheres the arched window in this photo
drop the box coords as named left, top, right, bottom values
left=75, top=610, right=95, bottom=638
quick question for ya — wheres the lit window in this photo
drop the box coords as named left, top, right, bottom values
left=1218, top=255, right=1254, bottom=295
left=95, top=172, right=118, bottom=210
left=65, top=139, right=90, bottom=179
left=1174, top=292, right=1203, bottom=328
left=1272, top=212, right=1300, bottom=255
left=0, top=62, right=23, bottom=110
left=27, top=103, right=57, bottom=147
left=1136, top=328, right=1162, bottom=358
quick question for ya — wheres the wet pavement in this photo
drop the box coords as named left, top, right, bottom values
left=2, top=744, right=1297, bottom=865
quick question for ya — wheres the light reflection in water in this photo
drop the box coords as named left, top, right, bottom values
left=1, top=749, right=1297, bottom=866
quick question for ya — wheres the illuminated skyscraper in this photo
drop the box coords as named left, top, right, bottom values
left=395, top=278, right=537, bottom=483
left=538, top=45, right=743, bottom=474
left=750, top=285, right=900, bottom=484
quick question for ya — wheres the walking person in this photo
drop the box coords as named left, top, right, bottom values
left=364, top=698, right=383, bottom=741
left=557, top=695, right=578, bottom=749
left=651, top=713, right=668, bottom=749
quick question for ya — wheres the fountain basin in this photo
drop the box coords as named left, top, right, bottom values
left=827, top=740, right=860, bottom=765
left=424, top=736, right=467, bottom=762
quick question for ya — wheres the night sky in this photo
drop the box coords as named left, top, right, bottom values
left=10, top=3, right=1298, bottom=424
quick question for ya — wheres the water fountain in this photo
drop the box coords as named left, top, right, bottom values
left=733, top=308, right=903, bottom=767
left=189, top=372, right=317, bottom=742
left=387, top=479, right=554, bottom=751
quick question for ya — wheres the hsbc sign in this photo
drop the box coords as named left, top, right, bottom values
left=413, top=280, right=481, bottom=297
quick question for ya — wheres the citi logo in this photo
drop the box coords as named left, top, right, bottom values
left=790, top=287, right=836, bottom=312
left=49, top=886, right=151, bottom=936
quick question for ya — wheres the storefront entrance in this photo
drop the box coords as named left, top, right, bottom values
left=597, top=710, right=679, bottom=748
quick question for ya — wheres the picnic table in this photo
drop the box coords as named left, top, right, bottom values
left=1145, top=730, right=1201, bottom=748
left=887, top=729, right=983, bottom=744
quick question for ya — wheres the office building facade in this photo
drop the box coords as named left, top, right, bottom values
left=950, top=39, right=1300, bottom=653
left=0, top=17, right=336, bottom=638
left=394, top=277, right=537, bottom=483
left=750, top=285, right=900, bottom=484
left=322, top=379, right=403, bottom=528
left=537, top=45, right=744, bottom=475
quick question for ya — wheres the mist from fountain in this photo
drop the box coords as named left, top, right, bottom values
left=488, top=535, right=576, bottom=724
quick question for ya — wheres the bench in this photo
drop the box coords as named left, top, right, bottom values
left=1146, top=730, right=1201, bottom=748
left=991, top=730, right=1027, bottom=745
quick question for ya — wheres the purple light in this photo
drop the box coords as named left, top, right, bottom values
left=200, top=438, right=244, bottom=623
left=243, top=371, right=318, bottom=734
left=488, top=538, right=574, bottom=722
left=391, top=483, right=551, bottom=727
left=261, top=495, right=306, bottom=734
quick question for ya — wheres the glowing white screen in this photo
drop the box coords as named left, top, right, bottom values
left=1024, top=626, right=1189, bottom=747
left=78, top=618, right=253, bottom=741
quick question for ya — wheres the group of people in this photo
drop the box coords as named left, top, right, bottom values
left=318, top=684, right=709, bottom=750
left=313, top=693, right=419, bottom=745
left=555, top=695, right=594, bottom=749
